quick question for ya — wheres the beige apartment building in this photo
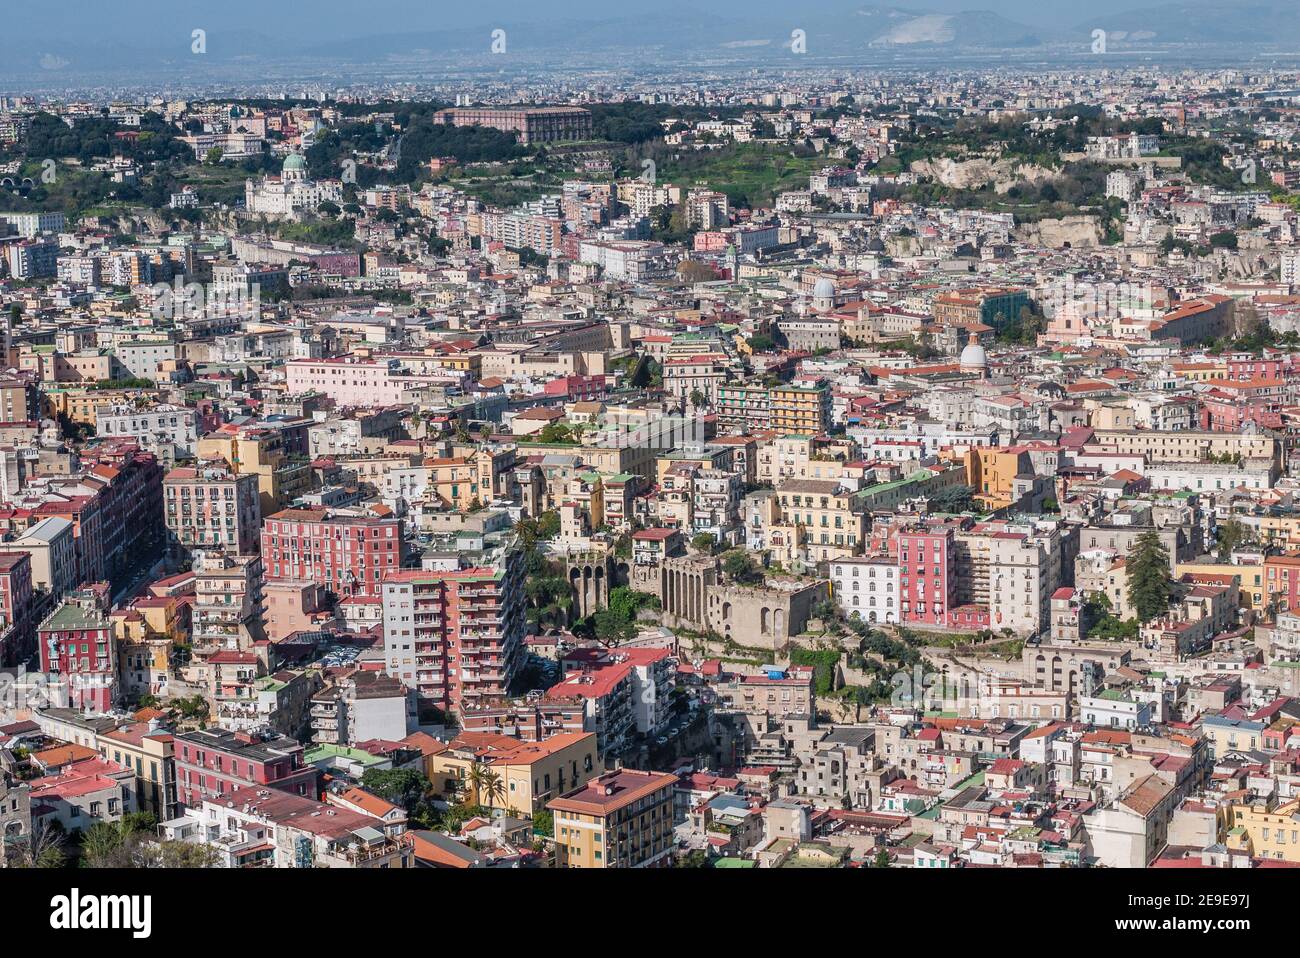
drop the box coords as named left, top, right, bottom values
left=548, top=769, right=677, bottom=868
left=97, top=720, right=178, bottom=821
left=1087, top=429, right=1279, bottom=464
left=776, top=478, right=866, bottom=562
left=1227, top=798, right=1300, bottom=864
left=426, top=731, right=598, bottom=814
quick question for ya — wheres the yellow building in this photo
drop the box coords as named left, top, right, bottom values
left=424, top=352, right=482, bottom=377
left=1251, top=515, right=1300, bottom=550
left=548, top=768, right=677, bottom=868
left=97, top=720, right=178, bottom=820
left=0, top=377, right=35, bottom=422
left=564, top=473, right=605, bottom=529
left=1088, top=429, right=1279, bottom=465
left=466, top=446, right=517, bottom=504
left=764, top=520, right=806, bottom=568
left=1200, top=715, right=1264, bottom=758
left=111, top=594, right=186, bottom=699
left=960, top=446, right=1032, bottom=511
left=1170, top=361, right=1228, bottom=383
left=112, top=593, right=185, bottom=641
left=768, top=382, right=830, bottom=435
left=197, top=428, right=312, bottom=516
left=423, top=456, right=490, bottom=511
left=1227, top=798, right=1300, bottom=864
left=775, top=477, right=866, bottom=563
left=1088, top=402, right=1135, bottom=430
left=36, top=349, right=123, bottom=384
left=44, top=387, right=159, bottom=425
left=755, top=434, right=847, bottom=485
left=1175, top=559, right=1263, bottom=610
left=513, top=438, right=657, bottom=486
left=428, top=731, right=599, bottom=815
left=654, top=450, right=727, bottom=486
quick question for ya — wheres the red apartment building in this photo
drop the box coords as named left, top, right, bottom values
left=1225, top=353, right=1296, bottom=381
left=543, top=375, right=608, bottom=401
left=38, top=590, right=116, bottom=713
left=21, top=495, right=103, bottom=588
left=1264, top=553, right=1300, bottom=615
left=83, top=443, right=165, bottom=584
left=15, top=443, right=164, bottom=590
left=174, top=726, right=317, bottom=809
left=261, top=508, right=405, bottom=598
left=1198, top=377, right=1287, bottom=432
left=0, top=551, right=34, bottom=666
left=898, top=525, right=958, bottom=628
left=460, top=698, right=588, bottom=742
left=1199, top=392, right=1284, bottom=432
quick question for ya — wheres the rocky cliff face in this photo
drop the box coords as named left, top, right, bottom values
left=1013, top=216, right=1103, bottom=249
left=109, top=208, right=173, bottom=235
left=910, top=156, right=1060, bottom=193
left=885, top=234, right=923, bottom=258
left=992, top=164, right=1060, bottom=195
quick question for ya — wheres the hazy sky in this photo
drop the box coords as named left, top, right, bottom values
left=2, top=0, right=1286, bottom=88
left=3, top=0, right=1240, bottom=42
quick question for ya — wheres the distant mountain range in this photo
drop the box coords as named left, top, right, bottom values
left=1071, top=2, right=1300, bottom=46
left=1, top=2, right=1297, bottom=85
left=290, top=7, right=1050, bottom=59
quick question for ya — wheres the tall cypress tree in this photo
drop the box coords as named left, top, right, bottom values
left=1127, top=530, right=1172, bottom=622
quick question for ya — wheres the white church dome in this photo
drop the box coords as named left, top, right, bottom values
left=959, top=333, right=988, bottom=371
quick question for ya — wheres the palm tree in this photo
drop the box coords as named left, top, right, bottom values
left=480, top=769, right=506, bottom=809
left=514, top=517, right=539, bottom=552
left=465, top=762, right=490, bottom=807
left=80, top=821, right=131, bottom=868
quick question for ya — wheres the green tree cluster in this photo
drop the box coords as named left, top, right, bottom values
left=789, top=648, right=841, bottom=696
left=1126, top=531, right=1173, bottom=622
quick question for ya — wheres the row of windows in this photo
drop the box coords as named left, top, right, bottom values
left=168, top=486, right=237, bottom=498
left=268, top=525, right=396, bottom=538
left=847, top=595, right=894, bottom=607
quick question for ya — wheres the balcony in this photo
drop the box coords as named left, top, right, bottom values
left=328, top=839, right=409, bottom=867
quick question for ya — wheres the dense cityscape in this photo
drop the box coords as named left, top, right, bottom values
left=0, top=8, right=1296, bottom=909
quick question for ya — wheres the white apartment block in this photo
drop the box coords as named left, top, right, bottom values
left=1079, top=695, right=1153, bottom=731
left=1143, top=461, right=1277, bottom=493
left=96, top=404, right=198, bottom=455
left=285, top=357, right=430, bottom=406
left=831, top=556, right=899, bottom=624
left=577, top=240, right=666, bottom=281
left=1282, top=249, right=1300, bottom=289
left=0, top=210, right=66, bottom=237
